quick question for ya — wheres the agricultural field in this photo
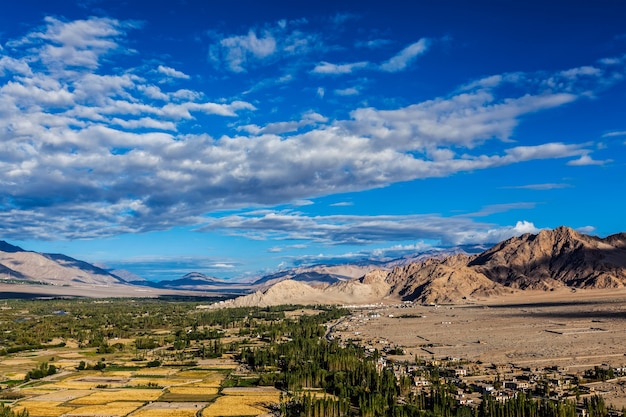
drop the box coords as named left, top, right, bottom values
left=0, top=299, right=296, bottom=417
left=1, top=297, right=622, bottom=417
left=4, top=366, right=235, bottom=416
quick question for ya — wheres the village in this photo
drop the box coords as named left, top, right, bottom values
left=328, top=300, right=626, bottom=413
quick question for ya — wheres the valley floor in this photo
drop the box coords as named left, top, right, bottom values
left=330, top=287, right=626, bottom=408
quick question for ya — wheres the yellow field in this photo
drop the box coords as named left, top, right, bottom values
left=37, top=380, right=106, bottom=389
left=166, top=386, right=219, bottom=395
left=104, top=370, right=135, bottom=377
left=135, top=368, right=180, bottom=376
left=174, top=370, right=215, bottom=378
left=12, top=400, right=74, bottom=417
left=221, top=387, right=281, bottom=395
left=202, top=394, right=280, bottom=417
left=196, top=372, right=227, bottom=387
left=2, top=372, right=27, bottom=380
left=70, top=400, right=144, bottom=416
left=24, top=389, right=92, bottom=401
left=68, top=389, right=163, bottom=404
left=128, top=377, right=199, bottom=387
left=17, top=388, right=54, bottom=396
left=131, top=407, right=203, bottom=417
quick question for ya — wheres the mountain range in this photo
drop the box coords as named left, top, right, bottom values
left=2, top=226, right=626, bottom=304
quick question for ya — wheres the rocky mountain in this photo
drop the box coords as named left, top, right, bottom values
left=221, top=226, right=626, bottom=307
left=468, top=226, right=626, bottom=290
left=213, top=270, right=392, bottom=308
left=2, top=227, right=625, bottom=303
left=250, top=246, right=484, bottom=290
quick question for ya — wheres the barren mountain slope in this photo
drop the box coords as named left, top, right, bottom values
left=385, top=254, right=508, bottom=304
left=0, top=244, right=125, bottom=286
left=468, top=226, right=626, bottom=289
left=219, top=227, right=626, bottom=307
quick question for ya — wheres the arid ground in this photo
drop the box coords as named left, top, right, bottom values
left=333, top=288, right=626, bottom=407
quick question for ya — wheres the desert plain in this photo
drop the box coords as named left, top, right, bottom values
left=332, top=287, right=626, bottom=407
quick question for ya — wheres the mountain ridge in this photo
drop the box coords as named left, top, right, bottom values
left=216, top=226, right=626, bottom=307
left=2, top=226, right=626, bottom=303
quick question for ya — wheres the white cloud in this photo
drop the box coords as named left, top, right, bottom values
left=217, top=30, right=277, bottom=72
left=356, top=39, right=392, bottom=49
left=452, top=221, right=541, bottom=245
left=558, top=66, right=601, bottom=79
left=157, top=65, right=190, bottom=79
left=345, top=92, right=577, bottom=150
left=0, top=16, right=621, bottom=242
left=335, top=87, right=359, bottom=96
left=35, top=16, right=132, bottom=70
left=237, top=111, right=327, bottom=135
left=0, top=56, right=33, bottom=76
left=208, top=20, right=320, bottom=73
left=466, top=203, right=536, bottom=217
left=566, top=154, right=612, bottom=166
left=602, top=130, right=626, bottom=137
left=200, top=210, right=543, bottom=247
left=379, top=38, right=429, bottom=72
left=506, top=183, right=571, bottom=190
left=312, top=61, right=368, bottom=74
left=576, top=225, right=596, bottom=234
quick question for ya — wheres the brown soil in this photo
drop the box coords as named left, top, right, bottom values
left=337, top=288, right=626, bottom=367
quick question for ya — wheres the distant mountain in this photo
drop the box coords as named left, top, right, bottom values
left=144, top=272, right=249, bottom=295
left=4, top=227, right=625, bottom=303
left=252, top=265, right=370, bottom=289
left=155, top=272, right=227, bottom=288
left=107, top=269, right=148, bottom=284
left=0, top=241, right=25, bottom=253
left=0, top=240, right=126, bottom=287
left=218, top=227, right=626, bottom=307
left=251, top=246, right=483, bottom=290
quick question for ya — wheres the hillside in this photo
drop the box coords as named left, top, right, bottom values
left=0, top=241, right=126, bottom=287
left=468, top=226, right=626, bottom=289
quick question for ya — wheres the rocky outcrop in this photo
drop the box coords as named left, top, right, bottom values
left=468, top=226, right=626, bottom=289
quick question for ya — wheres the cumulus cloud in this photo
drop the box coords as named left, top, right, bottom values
left=566, top=154, right=612, bottom=166
left=208, top=19, right=321, bottom=72
left=576, top=225, right=597, bottom=234
left=237, top=111, right=327, bottom=135
left=34, top=16, right=133, bottom=70
left=0, top=16, right=621, bottom=242
left=451, top=221, right=541, bottom=245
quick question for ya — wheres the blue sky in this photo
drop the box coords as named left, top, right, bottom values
left=1, top=0, right=625, bottom=281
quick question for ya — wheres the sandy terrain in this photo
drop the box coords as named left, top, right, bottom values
left=336, top=288, right=626, bottom=368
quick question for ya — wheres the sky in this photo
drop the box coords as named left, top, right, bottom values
left=1, top=0, right=625, bottom=282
